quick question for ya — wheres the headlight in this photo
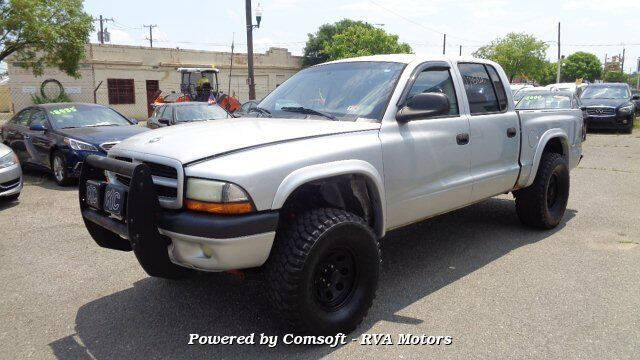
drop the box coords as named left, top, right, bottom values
left=185, top=178, right=254, bottom=215
left=619, top=104, right=634, bottom=113
left=64, top=138, right=98, bottom=151
left=0, top=151, right=18, bottom=169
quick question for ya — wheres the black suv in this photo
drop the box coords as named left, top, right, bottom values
left=580, top=83, right=638, bottom=133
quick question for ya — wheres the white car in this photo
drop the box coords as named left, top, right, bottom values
left=0, top=143, right=22, bottom=201
left=77, top=55, right=583, bottom=335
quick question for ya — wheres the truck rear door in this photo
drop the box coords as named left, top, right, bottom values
left=455, top=62, right=521, bottom=202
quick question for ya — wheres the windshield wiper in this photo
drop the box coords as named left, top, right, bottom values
left=280, top=106, right=336, bottom=120
left=249, top=107, right=272, bottom=117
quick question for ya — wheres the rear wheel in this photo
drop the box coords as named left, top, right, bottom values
left=51, top=151, right=73, bottom=186
left=265, top=208, right=380, bottom=334
left=514, top=152, right=569, bottom=229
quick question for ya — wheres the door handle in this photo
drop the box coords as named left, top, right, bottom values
left=456, top=133, right=469, bottom=145
left=507, top=127, right=517, bottom=138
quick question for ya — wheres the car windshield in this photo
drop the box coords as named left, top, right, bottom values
left=516, top=92, right=572, bottom=110
left=581, top=86, right=629, bottom=99
left=257, top=61, right=405, bottom=121
left=48, top=105, right=131, bottom=129
left=174, top=104, right=228, bottom=122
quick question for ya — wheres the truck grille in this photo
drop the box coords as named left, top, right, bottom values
left=109, top=155, right=183, bottom=209
left=586, top=107, right=615, bottom=116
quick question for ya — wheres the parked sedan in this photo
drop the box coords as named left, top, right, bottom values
left=0, top=143, right=22, bottom=201
left=1, top=103, right=148, bottom=186
left=147, top=102, right=229, bottom=129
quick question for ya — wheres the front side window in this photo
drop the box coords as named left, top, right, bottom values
left=458, top=63, right=500, bottom=114
left=47, top=105, right=131, bottom=129
left=258, top=61, right=405, bottom=121
left=29, top=109, right=48, bottom=127
left=407, top=69, right=459, bottom=116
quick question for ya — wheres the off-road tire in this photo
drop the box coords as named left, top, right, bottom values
left=265, top=208, right=380, bottom=335
left=515, top=152, right=569, bottom=229
left=51, top=151, right=73, bottom=186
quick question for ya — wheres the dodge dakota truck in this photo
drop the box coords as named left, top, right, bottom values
left=78, top=55, right=583, bottom=335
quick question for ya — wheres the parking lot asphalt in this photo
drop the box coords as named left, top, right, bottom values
left=1, top=131, right=639, bottom=359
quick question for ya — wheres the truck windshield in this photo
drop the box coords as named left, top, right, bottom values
left=581, top=86, right=629, bottom=99
left=257, top=61, right=405, bottom=121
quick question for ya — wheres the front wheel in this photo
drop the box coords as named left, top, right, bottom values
left=515, top=152, right=569, bottom=229
left=51, top=151, right=73, bottom=186
left=265, top=208, right=380, bottom=335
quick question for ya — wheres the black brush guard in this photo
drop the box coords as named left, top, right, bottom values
left=79, top=154, right=190, bottom=278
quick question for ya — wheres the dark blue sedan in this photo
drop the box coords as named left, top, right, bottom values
left=1, top=103, right=148, bottom=185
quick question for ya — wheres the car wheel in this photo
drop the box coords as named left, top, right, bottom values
left=265, top=208, right=380, bottom=335
left=514, top=152, right=570, bottom=229
left=51, top=151, right=72, bottom=186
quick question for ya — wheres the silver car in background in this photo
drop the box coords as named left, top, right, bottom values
left=0, top=143, right=22, bottom=201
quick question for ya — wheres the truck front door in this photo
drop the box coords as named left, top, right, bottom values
left=381, top=62, right=472, bottom=229
left=456, top=62, right=520, bottom=202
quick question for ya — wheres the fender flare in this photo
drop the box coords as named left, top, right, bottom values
left=524, top=128, right=569, bottom=188
left=271, top=159, right=386, bottom=237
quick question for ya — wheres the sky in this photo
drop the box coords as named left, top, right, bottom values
left=80, top=0, right=639, bottom=74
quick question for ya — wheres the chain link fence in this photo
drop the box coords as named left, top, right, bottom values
left=0, top=81, right=153, bottom=126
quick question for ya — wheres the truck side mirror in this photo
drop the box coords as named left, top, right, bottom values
left=396, top=92, right=450, bottom=122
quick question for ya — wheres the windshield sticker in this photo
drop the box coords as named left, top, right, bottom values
left=51, top=106, right=77, bottom=115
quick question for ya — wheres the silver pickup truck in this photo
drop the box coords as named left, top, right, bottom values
left=78, top=55, right=583, bottom=335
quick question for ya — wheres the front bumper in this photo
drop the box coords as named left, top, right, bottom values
left=0, top=163, right=23, bottom=197
left=586, top=114, right=633, bottom=130
left=78, top=155, right=279, bottom=272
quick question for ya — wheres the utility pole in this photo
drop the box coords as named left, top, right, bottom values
left=636, top=58, right=640, bottom=91
left=144, top=24, right=157, bottom=48
left=245, top=0, right=256, bottom=100
left=93, top=15, right=113, bottom=44
left=228, top=33, right=235, bottom=95
left=556, top=22, right=561, bottom=83
left=459, top=45, right=462, bottom=56
left=621, top=47, right=625, bottom=74
left=442, top=34, right=446, bottom=55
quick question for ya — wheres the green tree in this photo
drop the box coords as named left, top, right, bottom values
left=0, top=0, right=93, bottom=77
left=302, top=19, right=373, bottom=66
left=602, top=70, right=627, bottom=83
left=473, top=33, right=548, bottom=82
left=561, top=52, right=602, bottom=82
left=321, top=24, right=412, bottom=61
left=535, top=61, right=557, bottom=86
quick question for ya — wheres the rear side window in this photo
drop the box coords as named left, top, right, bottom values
left=458, top=63, right=500, bottom=114
left=486, top=65, right=508, bottom=111
left=14, top=109, right=31, bottom=126
left=407, top=69, right=459, bottom=116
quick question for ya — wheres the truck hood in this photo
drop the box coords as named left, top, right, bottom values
left=580, top=98, right=629, bottom=108
left=112, top=117, right=380, bottom=164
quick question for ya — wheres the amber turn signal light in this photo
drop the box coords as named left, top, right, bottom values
left=185, top=199, right=254, bottom=215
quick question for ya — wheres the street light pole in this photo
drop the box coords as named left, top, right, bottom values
left=556, top=22, right=561, bottom=83
left=245, top=0, right=256, bottom=100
